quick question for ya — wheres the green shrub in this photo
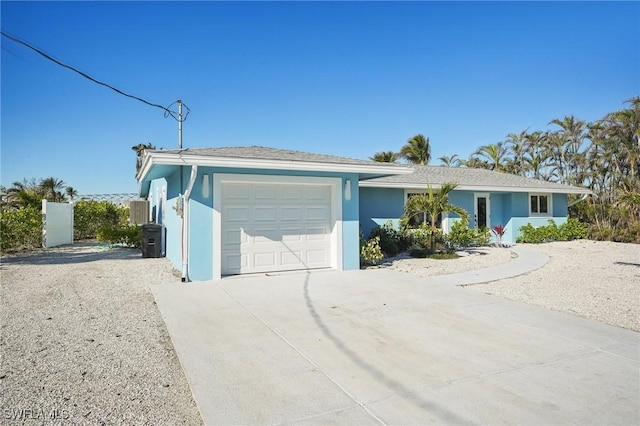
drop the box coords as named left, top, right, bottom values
left=0, top=206, right=42, bottom=252
left=360, top=235, right=384, bottom=266
left=369, top=221, right=412, bottom=257
left=74, top=200, right=129, bottom=240
left=96, top=223, right=142, bottom=248
left=447, top=220, right=491, bottom=248
left=517, top=218, right=588, bottom=243
left=408, top=245, right=428, bottom=258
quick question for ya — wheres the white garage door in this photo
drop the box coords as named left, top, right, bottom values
left=221, top=181, right=333, bottom=275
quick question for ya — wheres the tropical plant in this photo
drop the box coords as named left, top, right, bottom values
left=40, top=177, right=66, bottom=202
left=401, top=182, right=469, bottom=252
left=472, top=142, right=508, bottom=171
left=438, top=154, right=462, bottom=167
left=360, top=235, right=384, bottom=266
left=132, top=142, right=156, bottom=175
left=399, top=134, right=431, bottom=165
left=370, top=151, right=399, bottom=163
left=0, top=206, right=42, bottom=252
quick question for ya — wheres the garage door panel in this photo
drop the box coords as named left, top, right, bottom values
left=225, top=206, right=250, bottom=221
left=252, top=228, right=281, bottom=243
left=254, top=252, right=276, bottom=268
left=221, top=181, right=333, bottom=275
left=281, top=207, right=303, bottom=221
left=281, top=251, right=303, bottom=266
left=304, top=186, right=331, bottom=201
left=223, top=228, right=246, bottom=246
left=254, top=185, right=278, bottom=200
left=306, top=206, right=330, bottom=221
left=254, top=207, right=277, bottom=221
left=223, top=183, right=249, bottom=199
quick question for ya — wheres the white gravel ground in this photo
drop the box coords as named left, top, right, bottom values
left=466, top=240, right=640, bottom=332
left=0, top=243, right=203, bottom=425
left=1, top=240, right=637, bottom=425
left=381, top=240, right=639, bottom=332
left=375, top=246, right=516, bottom=277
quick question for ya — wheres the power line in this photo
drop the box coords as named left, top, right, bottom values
left=1, top=30, right=189, bottom=121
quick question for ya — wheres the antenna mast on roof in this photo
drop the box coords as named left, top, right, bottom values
left=178, top=100, right=183, bottom=149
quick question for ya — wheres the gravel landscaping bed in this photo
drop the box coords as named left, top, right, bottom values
left=375, top=246, right=516, bottom=276
left=0, top=243, right=203, bottom=425
left=465, top=240, right=640, bottom=331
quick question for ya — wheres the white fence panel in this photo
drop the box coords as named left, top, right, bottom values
left=42, top=200, right=74, bottom=248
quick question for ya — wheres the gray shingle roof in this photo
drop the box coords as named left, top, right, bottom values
left=153, top=146, right=401, bottom=168
left=362, top=165, right=591, bottom=194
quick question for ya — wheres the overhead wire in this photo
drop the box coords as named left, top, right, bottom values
left=1, top=30, right=189, bottom=121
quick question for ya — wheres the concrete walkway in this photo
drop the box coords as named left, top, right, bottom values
left=151, top=247, right=639, bottom=425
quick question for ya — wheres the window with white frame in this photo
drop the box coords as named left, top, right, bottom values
left=530, top=193, right=551, bottom=216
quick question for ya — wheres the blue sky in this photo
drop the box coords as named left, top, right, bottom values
left=2, top=1, right=638, bottom=195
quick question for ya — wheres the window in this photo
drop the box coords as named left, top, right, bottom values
left=530, top=193, right=551, bottom=216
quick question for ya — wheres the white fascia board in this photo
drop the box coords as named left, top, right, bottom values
left=141, top=152, right=412, bottom=178
left=359, top=180, right=592, bottom=195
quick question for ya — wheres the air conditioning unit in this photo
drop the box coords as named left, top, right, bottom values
left=129, top=200, right=150, bottom=225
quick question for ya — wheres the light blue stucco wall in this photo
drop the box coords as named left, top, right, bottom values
left=147, top=165, right=360, bottom=281
left=358, top=188, right=571, bottom=244
left=358, top=187, right=405, bottom=238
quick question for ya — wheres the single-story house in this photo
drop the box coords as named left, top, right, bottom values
left=137, top=146, right=410, bottom=281
left=137, top=146, right=591, bottom=281
left=359, top=165, right=592, bottom=243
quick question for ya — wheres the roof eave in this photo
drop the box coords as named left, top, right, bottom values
left=359, top=180, right=592, bottom=195
left=138, top=152, right=412, bottom=180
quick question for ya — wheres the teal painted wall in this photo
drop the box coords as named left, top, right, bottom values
left=358, top=187, right=405, bottom=237
left=357, top=188, right=571, bottom=244
left=342, top=173, right=360, bottom=271
left=152, top=165, right=360, bottom=281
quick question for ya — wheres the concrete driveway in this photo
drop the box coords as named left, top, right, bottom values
left=152, top=269, right=639, bottom=425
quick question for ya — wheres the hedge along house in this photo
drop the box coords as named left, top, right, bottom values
left=136, top=147, right=411, bottom=281
left=359, top=165, right=592, bottom=244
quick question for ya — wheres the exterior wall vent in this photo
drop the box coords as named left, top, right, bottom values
left=129, top=200, right=150, bottom=225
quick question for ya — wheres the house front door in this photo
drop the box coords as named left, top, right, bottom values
left=474, top=193, right=490, bottom=228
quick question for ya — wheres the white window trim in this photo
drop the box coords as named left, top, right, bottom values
left=529, top=193, right=552, bottom=217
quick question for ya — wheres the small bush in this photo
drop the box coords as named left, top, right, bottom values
left=74, top=200, right=129, bottom=240
left=0, top=206, right=42, bottom=252
left=360, top=235, right=384, bottom=266
left=408, top=245, right=428, bottom=258
left=97, top=224, right=142, bottom=248
left=517, top=218, right=588, bottom=243
left=369, top=221, right=412, bottom=257
left=447, top=220, right=491, bottom=248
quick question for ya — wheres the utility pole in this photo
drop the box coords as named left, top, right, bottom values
left=178, top=99, right=183, bottom=149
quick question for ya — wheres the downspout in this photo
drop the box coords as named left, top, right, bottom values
left=181, top=165, right=198, bottom=282
left=567, top=192, right=589, bottom=208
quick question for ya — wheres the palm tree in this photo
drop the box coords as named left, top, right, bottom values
left=39, top=177, right=66, bottom=202
left=438, top=154, right=461, bottom=167
left=504, top=130, right=529, bottom=176
left=4, top=179, right=45, bottom=209
left=370, top=151, right=399, bottom=163
left=473, top=142, right=508, bottom=171
left=132, top=142, right=156, bottom=174
left=399, top=134, right=431, bottom=165
left=65, top=186, right=79, bottom=202
left=401, top=182, right=469, bottom=252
